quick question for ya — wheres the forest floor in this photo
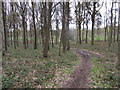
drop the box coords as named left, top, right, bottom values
left=2, top=42, right=118, bottom=88
left=2, top=44, right=80, bottom=88
left=71, top=42, right=118, bottom=88
left=61, top=49, right=91, bottom=88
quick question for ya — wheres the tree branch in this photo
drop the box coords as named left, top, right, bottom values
left=95, top=2, right=104, bottom=14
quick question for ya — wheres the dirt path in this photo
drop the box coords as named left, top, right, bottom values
left=61, top=48, right=91, bottom=88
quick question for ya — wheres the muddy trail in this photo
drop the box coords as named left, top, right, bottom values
left=61, top=48, right=91, bottom=88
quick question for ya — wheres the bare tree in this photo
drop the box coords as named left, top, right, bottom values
left=86, top=2, right=103, bottom=45
left=2, top=2, right=7, bottom=50
left=55, top=6, right=59, bottom=44
left=43, top=2, right=53, bottom=57
left=66, top=2, right=70, bottom=50
left=78, top=2, right=82, bottom=44
left=11, top=3, right=16, bottom=49
left=32, top=2, right=37, bottom=49
left=109, top=2, right=114, bottom=46
left=61, top=2, right=66, bottom=52
left=0, top=1, right=4, bottom=54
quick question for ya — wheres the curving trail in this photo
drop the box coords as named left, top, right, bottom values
left=61, top=48, right=91, bottom=88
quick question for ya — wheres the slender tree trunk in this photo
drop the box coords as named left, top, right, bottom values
left=0, top=1, right=5, bottom=58
left=86, top=21, right=88, bottom=43
left=43, top=3, right=48, bottom=57
left=2, top=2, right=7, bottom=50
left=59, top=36, right=62, bottom=56
left=109, top=2, right=114, bottom=46
left=82, top=4, right=85, bottom=42
left=91, top=2, right=96, bottom=45
left=66, top=2, right=70, bottom=50
left=117, top=22, right=119, bottom=42
left=10, top=30, right=12, bottom=45
left=113, top=15, right=116, bottom=42
left=11, top=3, right=16, bottom=49
left=75, top=4, right=78, bottom=43
left=22, top=16, right=26, bottom=49
left=61, top=2, right=66, bottom=52
left=118, top=2, right=120, bottom=88
left=25, top=22, right=28, bottom=48
left=91, top=14, right=95, bottom=45
left=51, top=27, right=54, bottom=47
left=55, top=10, right=59, bottom=44
left=16, top=24, right=19, bottom=46
left=40, top=7, right=44, bottom=47
left=32, top=2, right=37, bottom=49
left=13, top=23, right=16, bottom=49
left=48, top=2, right=52, bottom=50
left=117, top=6, right=120, bottom=42
left=105, top=27, right=107, bottom=42
left=104, top=16, right=107, bottom=42
left=78, top=2, right=81, bottom=44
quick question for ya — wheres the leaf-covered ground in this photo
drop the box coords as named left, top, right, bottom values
left=2, top=44, right=80, bottom=88
left=2, top=41, right=118, bottom=88
left=72, top=42, right=118, bottom=88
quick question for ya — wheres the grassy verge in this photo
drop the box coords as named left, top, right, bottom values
left=71, top=42, right=118, bottom=88
left=90, top=56, right=118, bottom=88
left=2, top=44, right=79, bottom=88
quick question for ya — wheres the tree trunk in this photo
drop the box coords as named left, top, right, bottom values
left=0, top=1, right=4, bottom=55
left=22, top=15, right=26, bottom=49
left=86, top=21, right=88, bottom=43
left=40, top=6, right=44, bottom=47
left=75, top=4, right=78, bottom=43
left=16, top=24, right=19, bottom=46
left=66, top=2, right=70, bottom=50
left=91, top=2, right=96, bottom=45
left=118, top=3, right=120, bottom=88
left=62, top=2, right=66, bottom=52
left=78, top=2, right=82, bottom=44
left=10, top=30, right=13, bottom=45
left=11, top=3, right=16, bottom=49
left=117, top=5, right=120, bottom=42
left=43, top=2, right=52, bottom=57
left=55, top=9, right=59, bottom=44
left=113, top=15, right=116, bottom=42
left=109, top=2, right=114, bottom=46
left=82, top=3, right=85, bottom=42
left=51, top=29, right=54, bottom=47
left=32, top=2, right=37, bottom=49
left=104, top=16, right=107, bottom=42
left=43, top=3, right=48, bottom=57
left=91, top=14, right=95, bottom=45
left=2, top=2, right=7, bottom=50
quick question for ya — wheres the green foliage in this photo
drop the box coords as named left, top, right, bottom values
left=90, top=57, right=117, bottom=88
left=72, top=42, right=118, bottom=88
left=2, top=44, right=79, bottom=88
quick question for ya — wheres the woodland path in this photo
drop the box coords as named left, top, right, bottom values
left=61, top=48, right=92, bottom=88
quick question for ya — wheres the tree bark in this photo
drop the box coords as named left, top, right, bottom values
left=2, top=2, right=7, bottom=50
left=91, top=2, right=96, bottom=45
left=113, top=15, right=116, bottom=42
left=86, top=20, right=88, bottom=43
left=11, top=3, right=16, bottom=49
left=66, top=2, right=70, bottom=50
left=32, top=2, right=37, bottom=49
left=78, top=2, right=82, bottom=44
left=43, top=2, right=52, bottom=57
left=61, top=2, right=66, bottom=52
left=22, top=15, right=26, bottom=49
left=118, top=2, right=120, bottom=88
left=109, top=2, right=114, bottom=46
left=55, top=8, right=59, bottom=44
